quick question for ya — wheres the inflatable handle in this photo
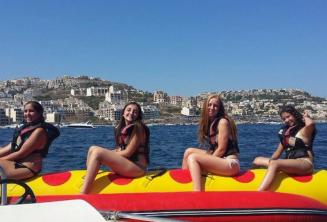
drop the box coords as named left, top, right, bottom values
left=143, top=168, right=167, bottom=187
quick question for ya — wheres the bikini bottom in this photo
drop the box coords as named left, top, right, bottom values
left=224, top=158, right=240, bottom=171
left=296, top=158, right=314, bottom=172
left=14, top=162, right=40, bottom=177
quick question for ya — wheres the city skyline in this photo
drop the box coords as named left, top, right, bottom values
left=1, top=1, right=326, bottom=98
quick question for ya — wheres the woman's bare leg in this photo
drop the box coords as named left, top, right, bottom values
left=0, top=160, right=34, bottom=180
left=258, top=159, right=313, bottom=191
left=182, top=148, right=206, bottom=169
left=187, top=153, right=240, bottom=191
left=252, top=156, right=270, bottom=168
left=81, top=146, right=103, bottom=194
left=81, top=146, right=145, bottom=194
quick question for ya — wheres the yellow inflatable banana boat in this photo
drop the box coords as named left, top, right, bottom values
left=7, top=169, right=327, bottom=206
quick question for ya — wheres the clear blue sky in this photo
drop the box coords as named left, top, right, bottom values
left=1, top=1, right=326, bottom=97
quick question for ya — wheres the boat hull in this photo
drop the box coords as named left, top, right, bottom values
left=32, top=192, right=327, bottom=222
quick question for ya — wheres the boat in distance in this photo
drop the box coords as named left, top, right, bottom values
left=65, top=121, right=95, bottom=128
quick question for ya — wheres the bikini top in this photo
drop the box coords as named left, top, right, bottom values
left=205, top=117, right=239, bottom=157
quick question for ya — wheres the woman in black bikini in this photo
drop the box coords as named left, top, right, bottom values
left=0, top=101, right=59, bottom=179
left=81, top=102, right=150, bottom=194
left=252, top=105, right=316, bottom=191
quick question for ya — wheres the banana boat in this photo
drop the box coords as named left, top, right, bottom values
left=4, top=169, right=327, bottom=221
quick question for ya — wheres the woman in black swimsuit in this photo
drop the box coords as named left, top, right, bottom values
left=0, top=101, right=59, bottom=179
left=81, top=102, right=150, bottom=194
left=252, top=105, right=316, bottom=191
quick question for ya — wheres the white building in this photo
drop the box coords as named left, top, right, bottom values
left=181, top=107, right=196, bottom=116
left=105, top=86, right=126, bottom=104
left=5, top=108, right=24, bottom=123
left=142, top=105, right=160, bottom=120
left=46, top=112, right=61, bottom=123
left=86, top=87, right=109, bottom=97
left=70, top=88, right=87, bottom=96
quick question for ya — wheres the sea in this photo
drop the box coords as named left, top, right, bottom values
left=1, top=123, right=326, bottom=173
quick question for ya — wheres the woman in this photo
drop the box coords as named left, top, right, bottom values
left=0, top=101, right=59, bottom=180
left=80, top=102, right=150, bottom=194
left=182, top=94, right=240, bottom=191
left=252, top=105, right=315, bottom=191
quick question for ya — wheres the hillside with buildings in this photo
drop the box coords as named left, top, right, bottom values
left=0, top=75, right=326, bottom=126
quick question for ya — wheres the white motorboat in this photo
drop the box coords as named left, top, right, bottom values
left=0, top=200, right=106, bottom=222
left=66, top=121, right=95, bottom=128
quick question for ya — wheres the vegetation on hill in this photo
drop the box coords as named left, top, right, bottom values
left=128, top=91, right=153, bottom=103
left=79, top=96, right=104, bottom=110
left=34, top=88, right=70, bottom=100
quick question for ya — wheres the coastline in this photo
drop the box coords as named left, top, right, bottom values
left=1, top=117, right=326, bottom=129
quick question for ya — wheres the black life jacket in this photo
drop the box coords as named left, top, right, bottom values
left=115, top=123, right=150, bottom=164
left=278, top=124, right=314, bottom=159
left=205, top=117, right=239, bottom=157
left=11, top=122, right=60, bottom=158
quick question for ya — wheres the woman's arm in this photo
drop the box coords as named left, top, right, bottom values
left=2, top=128, right=47, bottom=161
left=116, top=126, right=144, bottom=158
left=270, top=142, right=284, bottom=160
left=0, top=143, right=12, bottom=158
left=212, top=118, right=230, bottom=157
left=301, top=111, right=315, bottom=139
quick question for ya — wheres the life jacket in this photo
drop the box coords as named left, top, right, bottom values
left=278, top=124, right=314, bottom=159
left=205, top=117, right=239, bottom=157
left=115, top=123, right=150, bottom=164
left=11, top=122, right=60, bottom=158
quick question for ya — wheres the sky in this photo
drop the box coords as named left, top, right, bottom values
left=0, top=0, right=326, bottom=98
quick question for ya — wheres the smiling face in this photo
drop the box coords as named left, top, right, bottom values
left=208, top=97, right=220, bottom=120
left=24, top=103, right=41, bottom=123
left=123, top=104, right=140, bottom=125
left=281, top=111, right=296, bottom=127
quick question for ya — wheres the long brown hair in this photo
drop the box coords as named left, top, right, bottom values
left=198, top=94, right=237, bottom=145
left=115, top=102, right=146, bottom=145
left=279, top=105, right=305, bottom=127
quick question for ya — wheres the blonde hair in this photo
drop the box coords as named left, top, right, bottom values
left=198, top=94, right=238, bottom=145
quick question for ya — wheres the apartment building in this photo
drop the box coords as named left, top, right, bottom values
left=70, top=88, right=87, bottom=96
left=5, top=108, right=24, bottom=123
left=142, top=105, right=160, bottom=120
left=170, top=96, right=183, bottom=106
left=153, top=91, right=168, bottom=104
left=0, top=109, right=10, bottom=125
left=181, top=107, right=196, bottom=116
left=105, top=86, right=126, bottom=104
left=86, top=86, right=109, bottom=97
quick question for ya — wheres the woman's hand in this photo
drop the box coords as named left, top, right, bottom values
left=303, top=110, right=314, bottom=126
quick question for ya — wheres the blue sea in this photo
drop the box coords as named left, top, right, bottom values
left=1, top=123, right=326, bottom=173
